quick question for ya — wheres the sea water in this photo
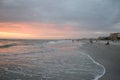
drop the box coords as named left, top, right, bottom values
left=0, top=39, right=105, bottom=80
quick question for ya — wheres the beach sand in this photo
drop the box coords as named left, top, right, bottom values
left=80, top=42, right=120, bottom=80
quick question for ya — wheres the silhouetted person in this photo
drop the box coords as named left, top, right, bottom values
left=106, top=41, right=110, bottom=45
left=90, top=39, right=93, bottom=44
left=72, top=40, right=74, bottom=42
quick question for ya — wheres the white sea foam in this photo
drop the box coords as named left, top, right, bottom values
left=47, top=41, right=57, bottom=44
left=83, top=53, right=106, bottom=80
left=47, top=40, right=105, bottom=80
left=66, top=40, right=106, bottom=80
left=0, top=66, right=32, bottom=77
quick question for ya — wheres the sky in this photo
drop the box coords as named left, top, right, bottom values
left=0, top=0, right=120, bottom=39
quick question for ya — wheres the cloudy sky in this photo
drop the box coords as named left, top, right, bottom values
left=0, top=0, right=120, bottom=39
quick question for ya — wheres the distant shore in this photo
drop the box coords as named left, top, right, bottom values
left=80, top=42, right=120, bottom=80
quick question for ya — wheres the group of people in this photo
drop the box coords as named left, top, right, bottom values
left=71, top=39, right=110, bottom=46
left=89, top=39, right=110, bottom=45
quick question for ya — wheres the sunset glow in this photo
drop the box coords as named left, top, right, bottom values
left=0, top=32, right=32, bottom=39
left=0, top=22, right=80, bottom=39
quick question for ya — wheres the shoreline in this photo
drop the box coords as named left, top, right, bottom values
left=86, top=54, right=106, bottom=80
left=80, top=42, right=120, bottom=80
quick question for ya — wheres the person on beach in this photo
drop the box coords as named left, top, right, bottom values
left=72, top=40, right=74, bottom=42
left=105, top=41, right=110, bottom=45
left=90, top=39, right=93, bottom=44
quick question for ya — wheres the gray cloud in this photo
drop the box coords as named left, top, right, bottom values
left=0, top=0, right=120, bottom=32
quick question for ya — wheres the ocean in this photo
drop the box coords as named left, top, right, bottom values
left=0, top=39, right=105, bottom=80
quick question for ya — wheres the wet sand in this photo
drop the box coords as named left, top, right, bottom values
left=80, top=42, right=120, bottom=80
